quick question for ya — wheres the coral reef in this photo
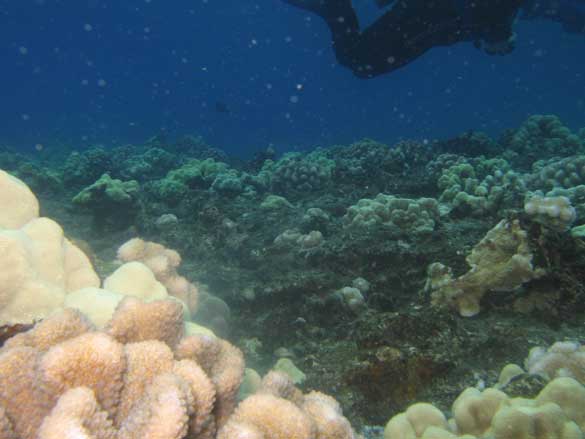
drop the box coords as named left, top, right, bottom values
left=2, top=114, right=585, bottom=434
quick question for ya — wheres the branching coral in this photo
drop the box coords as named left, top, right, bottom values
left=0, top=298, right=359, bottom=439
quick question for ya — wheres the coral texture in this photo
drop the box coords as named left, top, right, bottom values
left=427, top=219, right=546, bottom=316
left=0, top=298, right=230, bottom=439
left=384, top=377, right=585, bottom=439
left=117, top=238, right=199, bottom=315
left=0, top=298, right=360, bottom=439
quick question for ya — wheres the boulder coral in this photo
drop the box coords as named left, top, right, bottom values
left=524, top=195, right=577, bottom=231
left=344, top=194, right=439, bottom=237
left=0, top=297, right=360, bottom=439
left=0, top=170, right=100, bottom=325
left=117, top=238, right=199, bottom=315
left=384, top=377, right=585, bottom=439
left=0, top=298, right=237, bottom=439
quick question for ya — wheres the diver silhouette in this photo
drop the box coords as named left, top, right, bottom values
left=282, top=0, right=585, bottom=78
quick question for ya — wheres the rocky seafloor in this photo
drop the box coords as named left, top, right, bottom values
left=2, top=114, right=585, bottom=432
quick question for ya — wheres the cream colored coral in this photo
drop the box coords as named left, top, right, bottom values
left=384, top=403, right=449, bottom=439
left=0, top=170, right=359, bottom=439
left=117, top=373, right=193, bottom=439
left=3, top=307, right=93, bottom=352
left=260, top=370, right=304, bottom=404
left=173, top=359, right=217, bottom=436
left=105, top=296, right=185, bottom=348
left=0, top=169, right=39, bottom=229
left=39, top=331, right=126, bottom=418
left=0, top=300, right=220, bottom=439
left=63, top=287, right=124, bottom=328
left=302, top=391, right=356, bottom=439
left=218, top=393, right=315, bottom=439
left=0, top=346, right=49, bottom=439
left=37, top=387, right=116, bottom=439
left=0, top=405, right=16, bottom=439
left=491, top=402, right=580, bottom=439
left=1, top=294, right=362, bottom=439
left=103, top=261, right=168, bottom=301
left=116, top=340, right=176, bottom=424
left=496, top=363, right=525, bottom=388
left=117, top=238, right=199, bottom=315
left=451, top=387, right=509, bottom=436
left=524, top=195, right=576, bottom=231
left=175, top=334, right=245, bottom=428
left=427, top=219, right=546, bottom=317
left=385, top=377, right=585, bottom=439
left=536, top=377, right=585, bottom=431
left=0, top=217, right=100, bottom=325
left=525, top=341, right=585, bottom=384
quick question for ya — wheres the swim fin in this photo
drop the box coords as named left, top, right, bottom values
left=282, top=0, right=345, bottom=18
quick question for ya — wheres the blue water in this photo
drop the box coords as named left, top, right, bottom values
left=1, top=0, right=584, bottom=156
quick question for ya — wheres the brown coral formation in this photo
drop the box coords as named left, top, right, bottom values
left=426, top=219, right=546, bottom=316
left=0, top=297, right=358, bottom=439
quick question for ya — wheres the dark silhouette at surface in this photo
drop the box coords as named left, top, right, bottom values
left=282, top=0, right=585, bottom=78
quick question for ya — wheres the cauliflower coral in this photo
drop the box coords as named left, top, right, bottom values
left=0, top=297, right=359, bottom=439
